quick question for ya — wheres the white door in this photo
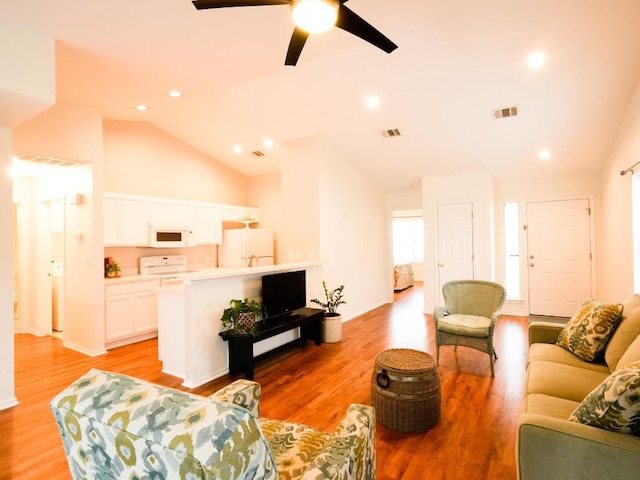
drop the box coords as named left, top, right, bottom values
left=437, top=203, right=474, bottom=299
left=527, top=199, right=592, bottom=317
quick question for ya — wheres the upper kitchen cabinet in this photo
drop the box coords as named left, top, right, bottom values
left=149, top=198, right=194, bottom=226
left=104, top=193, right=149, bottom=246
left=194, top=203, right=223, bottom=244
left=103, top=193, right=254, bottom=246
left=104, top=193, right=123, bottom=245
left=222, top=205, right=260, bottom=224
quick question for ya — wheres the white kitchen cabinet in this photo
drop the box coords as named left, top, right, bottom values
left=121, top=195, right=150, bottom=245
left=103, top=193, right=122, bottom=245
left=221, top=205, right=260, bottom=223
left=194, top=203, right=223, bottom=244
left=104, top=194, right=150, bottom=246
left=149, top=198, right=194, bottom=226
left=105, top=278, right=160, bottom=349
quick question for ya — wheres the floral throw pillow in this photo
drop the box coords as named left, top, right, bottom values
left=556, top=299, right=623, bottom=361
left=569, top=361, right=640, bottom=434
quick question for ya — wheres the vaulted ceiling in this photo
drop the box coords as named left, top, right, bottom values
left=3, top=0, right=640, bottom=191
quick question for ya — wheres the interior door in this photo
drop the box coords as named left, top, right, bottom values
left=527, top=199, right=592, bottom=317
left=437, top=203, right=474, bottom=300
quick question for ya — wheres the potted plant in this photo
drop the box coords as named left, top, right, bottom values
left=311, top=281, right=346, bottom=343
left=105, top=262, right=121, bottom=278
left=221, top=298, right=266, bottom=337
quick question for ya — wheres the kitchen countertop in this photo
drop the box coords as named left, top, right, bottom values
left=182, top=261, right=322, bottom=283
left=104, top=261, right=322, bottom=286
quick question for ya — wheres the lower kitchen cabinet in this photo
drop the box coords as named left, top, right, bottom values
left=105, top=278, right=160, bottom=349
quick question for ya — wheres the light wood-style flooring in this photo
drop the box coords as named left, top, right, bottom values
left=0, top=283, right=528, bottom=479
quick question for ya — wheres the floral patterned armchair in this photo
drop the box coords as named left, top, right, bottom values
left=50, top=369, right=375, bottom=479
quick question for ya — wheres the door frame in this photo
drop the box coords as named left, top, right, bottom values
left=522, top=194, right=597, bottom=315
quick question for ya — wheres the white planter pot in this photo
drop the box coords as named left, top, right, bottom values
left=322, top=313, right=342, bottom=343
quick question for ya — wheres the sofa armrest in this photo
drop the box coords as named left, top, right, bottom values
left=517, top=413, right=640, bottom=480
left=528, top=321, right=565, bottom=346
left=209, top=379, right=261, bottom=417
left=301, top=404, right=376, bottom=480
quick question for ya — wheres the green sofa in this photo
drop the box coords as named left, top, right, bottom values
left=518, top=295, right=640, bottom=480
left=51, top=369, right=376, bottom=479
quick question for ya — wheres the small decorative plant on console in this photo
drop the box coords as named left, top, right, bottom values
left=311, top=281, right=346, bottom=343
left=221, top=298, right=266, bottom=337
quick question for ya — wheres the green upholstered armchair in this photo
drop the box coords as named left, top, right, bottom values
left=51, top=369, right=376, bottom=479
left=434, top=280, right=506, bottom=376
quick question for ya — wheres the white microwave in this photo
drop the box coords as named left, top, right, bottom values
left=148, top=225, right=195, bottom=248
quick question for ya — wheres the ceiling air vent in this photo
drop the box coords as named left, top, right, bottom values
left=492, top=105, right=519, bottom=120
left=382, top=128, right=402, bottom=138
left=251, top=150, right=265, bottom=157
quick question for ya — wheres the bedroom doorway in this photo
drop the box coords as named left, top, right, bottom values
left=391, top=209, right=423, bottom=294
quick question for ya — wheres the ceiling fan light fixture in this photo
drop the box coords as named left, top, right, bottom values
left=291, top=0, right=339, bottom=34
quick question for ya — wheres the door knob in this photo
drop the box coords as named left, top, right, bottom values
left=437, top=263, right=444, bottom=267
left=529, top=263, right=535, bottom=267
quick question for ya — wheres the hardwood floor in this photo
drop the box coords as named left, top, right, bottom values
left=0, top=283, right=528, bottom=479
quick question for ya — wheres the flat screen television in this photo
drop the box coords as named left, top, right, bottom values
left=261, top=270, right=306, bottom=319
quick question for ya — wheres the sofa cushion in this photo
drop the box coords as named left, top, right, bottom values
left=556, top=299, right=623, bottom=361
left=605, top=294, right=640, bottom=370
left=569, top=361, right=640, bottom=435
left=526, top=360, right=610, bottom=402
left=527, top=343, right=611, bottom=373
left=616, top=334, right=640, bottom=371
left=521, top=393, right=580, bottom=420
left=259, top=418, right=330, bottom=480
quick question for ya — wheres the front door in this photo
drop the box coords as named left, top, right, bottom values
left=527, top=199, right=592, bottom=317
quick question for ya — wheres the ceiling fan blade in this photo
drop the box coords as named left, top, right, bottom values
left=192, top=0, right=289, bottom=10
left=334, top=4, right=397, bottom=54
left=285, top=27, right=309, bottom=66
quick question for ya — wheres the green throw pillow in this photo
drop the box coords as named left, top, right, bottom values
left=569, top=361, right=640, bottom=435
left=556, top=299, right=623, bottom=361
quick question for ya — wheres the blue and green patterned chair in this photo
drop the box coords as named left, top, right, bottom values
left=51, top=369, right=376, bottom=479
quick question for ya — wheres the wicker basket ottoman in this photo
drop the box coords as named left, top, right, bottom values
left=371, top=348, right=441, bottom=432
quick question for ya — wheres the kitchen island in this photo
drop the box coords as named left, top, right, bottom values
left=156, top=261, right=323, bottom=388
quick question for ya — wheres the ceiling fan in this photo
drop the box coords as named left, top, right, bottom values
left=191, top=0, right=398, bottom=66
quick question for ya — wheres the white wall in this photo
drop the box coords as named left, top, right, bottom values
left=318, top=140, right=388, bottom=319
left=14, top=105, right=106, bottom=356
left=598, top=75, right=640, bottom=302
left=0, top=27, right=56, bottom=410
left=280, top=136, right=388, bottom=320
left=0, top=25, right=55, bottom=126
left=0, top=126, right=17, bottom=409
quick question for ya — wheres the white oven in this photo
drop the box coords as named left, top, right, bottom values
left=140, top=255, right=194, bottom=286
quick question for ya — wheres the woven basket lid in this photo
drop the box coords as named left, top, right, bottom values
left=376, top=348, right=436, bottom=373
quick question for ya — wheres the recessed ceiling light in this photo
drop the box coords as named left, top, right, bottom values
left=527, top=51, right=547, bottom=69
left=263, top=138, right=274, bottom=148
left=366, top=95, right=380, bottom=109
left=167, top=90, right=182, bottom=98
left=135, top=104, right=149, bottom=111
left=232, top=145, right=242, bottom=154
left=538, top=149, right=551, bottom=160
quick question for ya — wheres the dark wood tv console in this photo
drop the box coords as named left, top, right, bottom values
left=219, top=307, right=324, bottom=379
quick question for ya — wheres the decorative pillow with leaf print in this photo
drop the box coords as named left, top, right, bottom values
left=557, top=299, right=623, bottom=361
left=569, top=361, right=640, bottom=435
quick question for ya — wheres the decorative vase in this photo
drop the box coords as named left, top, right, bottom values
left=322, top=313, right=342, bottom=343
left=235, top=311, right=257, bottom=334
